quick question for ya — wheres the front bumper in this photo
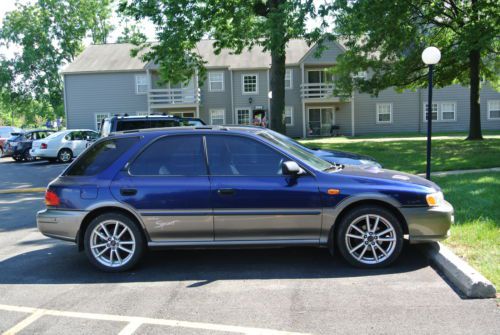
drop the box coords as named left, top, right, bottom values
left=37, top=208, right=88, bottom=242
left=400, top=201, right=454, bottom=243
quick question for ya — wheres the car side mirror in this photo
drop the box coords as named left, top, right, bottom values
left=282, top=161, right=305, bottom=176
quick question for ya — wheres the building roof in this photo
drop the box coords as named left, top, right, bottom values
left=62, top=39, right=319, bottom=74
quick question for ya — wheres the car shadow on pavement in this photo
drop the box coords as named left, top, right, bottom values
left=0, top=242, right=429, bottom=286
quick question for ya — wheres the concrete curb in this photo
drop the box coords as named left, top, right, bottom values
left=418, top=242, right=496, bottom=299
left=0, top=187, right=46, bottom=194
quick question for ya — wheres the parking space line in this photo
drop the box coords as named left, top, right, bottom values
left=2, top=309, right=45, bottom=335
left=0, top=304, right=309, bottom=335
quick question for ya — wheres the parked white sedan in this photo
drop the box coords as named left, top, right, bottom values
left=30, top=129, right=99, bottom=163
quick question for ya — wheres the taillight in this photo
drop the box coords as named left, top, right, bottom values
left=45, top=190, right=60, bottom=206
left=41, top=143, right=47, bottom=149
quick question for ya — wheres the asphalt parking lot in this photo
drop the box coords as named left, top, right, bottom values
left=0, top=158, right=499, bottom=334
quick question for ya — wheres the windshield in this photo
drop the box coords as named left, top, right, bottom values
left=257, top=131, right=334, bottom=171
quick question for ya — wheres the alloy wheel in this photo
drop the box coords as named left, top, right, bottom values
left=59, top=150, right=71, bottom=162
left=90, top=220, right=136, bottom=268
left=345, top=214, right=397, bottom=265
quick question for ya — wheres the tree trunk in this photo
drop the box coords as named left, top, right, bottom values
left=268, top=0, right=286, bottom=134
left=466, top=0, right=483, bottom=141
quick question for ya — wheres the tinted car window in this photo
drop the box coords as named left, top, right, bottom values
left=206, top=135, right=286, bottom=176
left=65, top=137, right=139, bottom=176
left=129, top=135, right=206, bottom=176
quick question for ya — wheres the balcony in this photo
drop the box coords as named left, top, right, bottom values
left=148, top=88, right=199, bottom=109
left=300, top=83, right=345, bottom=102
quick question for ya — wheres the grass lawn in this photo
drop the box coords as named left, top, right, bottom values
left=300, top=137, right=500, bottom=174
left=434, top=172, right=500, bottom=288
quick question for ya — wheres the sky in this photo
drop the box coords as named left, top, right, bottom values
left=0, top=0, right=327, bottom=59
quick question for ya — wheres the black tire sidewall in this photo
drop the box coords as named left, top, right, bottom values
left=84, top=212, right=145, bottom=272
left=336, top=206, right=404, bottom=268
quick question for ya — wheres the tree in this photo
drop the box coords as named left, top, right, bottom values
left=120, top=0, right=321, bottom=134
left=116, top=16, right=147, bottom=45
left=327, top=0, right=499, bottom=140
left=0, top=0, right=114, bottom=117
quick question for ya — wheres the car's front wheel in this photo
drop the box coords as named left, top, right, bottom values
left=336, top=205, right=404, bottom=268
left=84, top=212, right=145, bottom=272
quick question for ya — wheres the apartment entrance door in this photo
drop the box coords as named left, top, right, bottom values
left=308, top=107, right=334, bottom=136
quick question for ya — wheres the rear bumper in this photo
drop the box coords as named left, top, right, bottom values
left=30, top=148, right=57, bottom=158
left=400, top=201, right=454, bottom=243
left=37, top=208, right=88, bottom=242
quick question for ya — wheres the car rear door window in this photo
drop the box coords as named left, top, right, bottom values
left=129, top=135, right=206, bottom=176
left=65, top=137, right=139, bottom=176
left=205, top=135, right=286, bottom=176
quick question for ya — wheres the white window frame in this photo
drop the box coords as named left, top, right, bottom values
left=285, top=69, right=293, bottom=89
left=376, top=103, right=393, bottom=124
left=95, top=113, right=110, bottom=131
left=235, top=107, right=252, bottom=125
left=487, top=100, right=500, bottom=120
left=135, top=74, right=148, bottom=94
left=423, top=101, right=457, bottom=122
left=285, top=106, right=294, bottom=126
left=210, top=109, right=226, bottom=125
left=242, top=74, right=258, bottom=95
left=208, top=71, right=225, bottom=92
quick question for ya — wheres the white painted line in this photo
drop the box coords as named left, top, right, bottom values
left=2, top=310, right=45, bottom=335
left=118, top=321, right=143, bottom=335
left=0, top=304, right=309, bottom=335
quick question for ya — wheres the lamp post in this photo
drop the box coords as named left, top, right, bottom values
left=422, top=46, right=441, bottom=180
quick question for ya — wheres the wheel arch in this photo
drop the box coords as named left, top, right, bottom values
left=325, top=195, right=409, bottom=252
left=77, top=205, right=148, bottom=251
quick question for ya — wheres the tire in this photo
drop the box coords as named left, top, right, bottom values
left=84, top=212, right=145, bottom=272
left=57, top=148, right=73, bottom=163
left=335, top=205, right=404, bottom=268
left=23, top=149, right=35, bottom=162
left=12, top=155, right=23, bottom=162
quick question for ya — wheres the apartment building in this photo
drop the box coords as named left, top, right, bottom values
left=62, top=40, right=500, bottom=137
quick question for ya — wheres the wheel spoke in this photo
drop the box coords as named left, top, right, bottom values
left=101, top=224, right=111, bottom=238
left=372, top=216, right=380, bottom=233
left=357, top=245, right=368, bottom=260
left=96, top=247, right=110, bottom=257
left=375, top=243, right=388, bottom=257
left=377, top=227, right=393, bottom=237
left=91, top=243, right=107, bottom=249
left=119, top=241, right=134, bottom=245
left=114, top=250, right=122, bottom=264
left=113, top=222, right=119, bottom=237
left=109, top=249, right=114, bottom=264
left=365, top=215, right=371, bottom=232
left=370, top=244, right=379, bottom=262
left=378, top=237, right=396, bottom=242
left=95, top=231, right=107, bottom=241
left=117, top=226, right=127, bottom=239
left=351, top=225, right=365, bottom=235
left=349, top=242, right=365, bottom=254
left=118, top=245, right=133, bottom=254
left=346, top=233, right=364, bottom=240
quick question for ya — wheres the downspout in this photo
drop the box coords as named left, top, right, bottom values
left=351, top=90, right=355, bottom=136
left=62, top=74, right=69, bottom=129
left=194, top=69, right=200, bottom=118
left=301, top=63, right=306, bottom=138
left=267, top=68, right=271, bottom=128
left=230, top=69, right=234, bottom=124
left=146, top=69, right=151, bottom=115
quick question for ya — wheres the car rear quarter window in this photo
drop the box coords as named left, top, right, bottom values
left=129, top=135, right=206, bottom=176
left=65, top=137, right=139, bottom=176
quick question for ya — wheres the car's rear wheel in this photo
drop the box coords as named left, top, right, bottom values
left=23, top=149, right=35, bottom=162
left=336, top=205, right=403, bottom=268
left=12, top=155, right=23, bottom=162
left=57, top=148, right=72, bottom=163
left=84, top=212, right=145, bottom=272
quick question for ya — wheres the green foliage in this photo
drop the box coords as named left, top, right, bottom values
left=325, top=0, right=500, bottom=95
left=0, top=0, right=114, bottom=120
left=119, top=0, right=322, bottom=132
left=116, top=15, right=147, bottom=45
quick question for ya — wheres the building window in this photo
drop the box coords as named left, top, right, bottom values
left=376, top=103, right=392, bottom=123
left=424, top=102, right=456, bottom=122
left=135, top=74, right=148, bottom=94
left=285, top=69, right=293, bottom=89
left=242, top=74, right=258, bottom=94
left=210, top=109, right=225, bottom=125
left=285, top=106, right=293, bottom=126
left=135, top=111, right=149, bottom=116
left=95, top=113, right=110, bottom=130
left=208, top=72, right=224, bottom=92
left=236, top=108, right=251, bottom=124
left=488, top=100, right=500, bottom=120
left=353, top=71, right=367, bottom=80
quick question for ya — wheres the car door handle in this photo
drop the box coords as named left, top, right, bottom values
left=217, top=188, right=235, bottom=196
left=120, top=188, right=137, bottom=196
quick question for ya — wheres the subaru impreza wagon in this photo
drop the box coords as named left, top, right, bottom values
left=37, top=126, right=453, bottom=272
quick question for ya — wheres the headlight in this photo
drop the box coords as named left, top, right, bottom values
left=426, top=191, right=444, bottom=207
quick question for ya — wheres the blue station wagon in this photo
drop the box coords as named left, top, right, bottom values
left=37, top=126, right=453, bottom=272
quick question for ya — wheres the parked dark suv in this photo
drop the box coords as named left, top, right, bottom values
left=3, top=129, right=55, bottom=162
left=99, top=115, right=206, bottom=137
